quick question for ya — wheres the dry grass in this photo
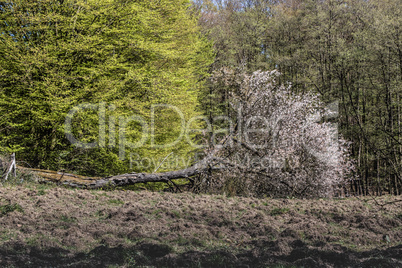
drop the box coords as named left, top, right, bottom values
left=0, top=182, right=401, bottom=267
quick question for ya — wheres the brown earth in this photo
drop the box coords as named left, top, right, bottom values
left=0, top=183, right=401, bottom=267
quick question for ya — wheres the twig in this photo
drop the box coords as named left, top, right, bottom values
left=367, top=192, right=382, bottom=207
left=16, top=161, right=33, bottom=168
left=57, top=170, right=66, bottom=185
left=380, top=199, right=402, bottom=206
left=359, top=192, right=402, bottom=209
left=154, top=152, right=173, bottom=173
left=167, top=178, right=182, bottom=193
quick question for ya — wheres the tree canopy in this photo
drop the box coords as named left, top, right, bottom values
left=196, top=0, right=402, bottom=195
left=0, top=0, right=213, bottom=175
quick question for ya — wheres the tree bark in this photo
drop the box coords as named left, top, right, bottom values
left=31, top=158, right=215, bottom=189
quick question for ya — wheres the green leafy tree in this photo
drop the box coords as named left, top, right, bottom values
left=194, top=0, right=272, bottom=127
left=0, top=0, right=213, bottom=175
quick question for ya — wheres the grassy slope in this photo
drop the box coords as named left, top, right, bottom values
left=0, top=182, right=401, bottom=267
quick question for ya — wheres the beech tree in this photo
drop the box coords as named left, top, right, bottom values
left=0, top=0, right=213, bottom=175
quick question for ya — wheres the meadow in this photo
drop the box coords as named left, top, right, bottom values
left=0, top=181, right=400, bottom=267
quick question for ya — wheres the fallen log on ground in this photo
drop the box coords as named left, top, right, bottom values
left=29, top=157, right=217, bottom=189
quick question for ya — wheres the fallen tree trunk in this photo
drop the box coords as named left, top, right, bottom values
left=31, top=157, right=217, bottom=189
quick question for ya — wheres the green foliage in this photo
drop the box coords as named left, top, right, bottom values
left=265, top=0, right=402, bottom=195
left=270, top=207, right=289, bottom=216
left=0, top=203, right=23, bottom=216
left=198, top=0, right=402, bottom=195
left=59, top=215, right=77, bottom=223
left=37, top=189, right=46, bottom=196
left=108, top=199, right=124, bottom=206
left=195, top=0, right=272, bottom=120
left=0, top=0, right=213, bottom=175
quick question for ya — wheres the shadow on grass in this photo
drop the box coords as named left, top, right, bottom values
left=0, top=240, right=401, bottom=267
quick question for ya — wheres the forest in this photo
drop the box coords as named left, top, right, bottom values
left=1, top=0, right=401, bottom=196
left=194, top=0, right=402, bottom=196
left=0, top=0, right=401, bottom=267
